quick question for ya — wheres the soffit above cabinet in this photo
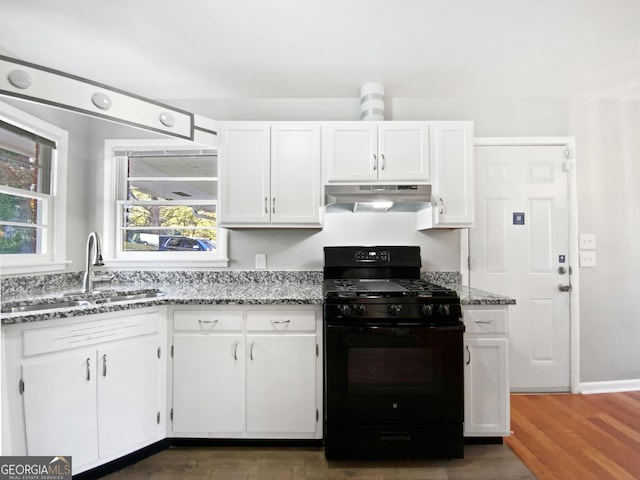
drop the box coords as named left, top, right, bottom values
left=0, top=55, right=217, bottom=144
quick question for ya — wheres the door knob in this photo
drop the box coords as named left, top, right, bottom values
left=558, top=284, right=572, bottom=292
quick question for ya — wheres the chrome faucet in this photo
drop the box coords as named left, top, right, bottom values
left=82, top=231, right=105, bottom=293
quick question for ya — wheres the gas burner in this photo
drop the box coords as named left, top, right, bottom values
left=331, top=280, right=358, bottom=290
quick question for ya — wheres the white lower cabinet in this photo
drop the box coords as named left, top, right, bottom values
left=172, top=310, right=245, bottom=433
left=97, top=337, right=162, bottom=459
left=12, top=309, right=166, bottom=475
left=171, top=306, right=322, bottom=439
left=22, top=348, right=100, bottom=468
left=463, top=306, right=510, bottom=437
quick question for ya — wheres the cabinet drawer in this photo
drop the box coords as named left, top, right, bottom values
left=463, top=308, right=507, bottom=334
left=247, top=310, right=316, bottom=332
left=173, top=310, right=243, bottom=331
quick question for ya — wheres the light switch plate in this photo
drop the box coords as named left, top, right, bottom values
left=255, top=253, right=267, bottom=270
left=579, top=233, right=596, bottom=250
left=579, top=250, right=596, bottom=268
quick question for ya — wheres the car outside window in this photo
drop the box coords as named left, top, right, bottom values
left=103, top=139, right=227, bottom=267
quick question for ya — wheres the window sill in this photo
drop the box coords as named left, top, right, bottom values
left=0, top=261, right=71, bottom=276
left=104, top=258, right=230, bottom=269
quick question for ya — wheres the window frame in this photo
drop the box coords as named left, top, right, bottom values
left=0, top=100, right=68, bottom=275
left=102, top=139, right=228, bottom=268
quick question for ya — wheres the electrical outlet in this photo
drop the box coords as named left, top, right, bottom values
left=255, top=253, right=267, bottom=270
left=579, top=233, right=596, bottom=250
left=579, top=250, right=596, bottom=268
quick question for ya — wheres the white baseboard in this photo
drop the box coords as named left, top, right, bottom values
left=579, top=379, right=640, bottom=394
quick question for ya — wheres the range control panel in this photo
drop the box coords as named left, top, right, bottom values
left=355, top=250, right=390, bottom=263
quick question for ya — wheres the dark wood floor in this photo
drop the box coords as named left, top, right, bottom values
left=506, top=391, right=640, bottom=480
left=102, top=443, right=534, bottom=479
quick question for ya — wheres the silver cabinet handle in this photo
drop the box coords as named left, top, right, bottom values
left=439, top=197, right=445, bottom=214
left=264, top=197, right=268, bottom=214
left=474, top=319, right=495, bottom=325
left=102, top=354, right=107, bottom=377
left=373, top=154, right=377, bottom=171
left=86, top=357, right=91, bottom=381
left=271, top=319, right=291, bottom=325
left=233, top=340, right=238, bottom=361
left=559, top=284, right=572, bottom=292
left=198, top=319, right=218, bottom=330
left=465, top=345, right=471, bottom=365
left=272, top=197, right=276, bottom=214
left=381, top=153, right=386, bottom=170
left=249, top=340, right=255, bottom=361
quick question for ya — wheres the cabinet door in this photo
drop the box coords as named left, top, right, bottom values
left=172, top=333, right=244, bottom=433
left=246, top=334, right=317, bottom=434
left=464, top=337, right=510, bottom=436
left=433, top=122, right=474, bottom=226
left=22, top=350, right=99, bottom=471
left=324, top=123, right=378, bottom=182
left=378, top=123, right=431, bottom=181
left=270, top=125, right=321, bottom=225
left=219, top=123, right=271, bottom=225
left=97, top=336, right=160, bottom=459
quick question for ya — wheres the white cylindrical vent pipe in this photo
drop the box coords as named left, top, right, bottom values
left=360, top=82, right=385, bottom=120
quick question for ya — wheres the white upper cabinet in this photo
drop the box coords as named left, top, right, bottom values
left=323, top=122, right=431, bottom=184
left=378, top=123, right=431, bottom=181
left=431, top=122, right=474, bottom=227
left=219, top=123, right=271, bottom=225
left=323, top=123, right=378, bottom=182
left=270, top=125, right=322, bottom=224
left=219, top=122, right=322, bottom=227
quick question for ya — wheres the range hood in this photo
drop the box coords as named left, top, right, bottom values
left=324, top=184, right=432, bottom=213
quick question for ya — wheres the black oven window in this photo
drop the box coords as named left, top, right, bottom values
left=347, top=347, right=441, bottom=393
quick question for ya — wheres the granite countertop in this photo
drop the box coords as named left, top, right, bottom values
left=453, top=285, right=516, bottom=306
left=1, top=272, right=515, bottom=325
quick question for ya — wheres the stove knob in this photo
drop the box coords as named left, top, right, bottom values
left=420, top=304, right=434, bottom=316
left=388, top=304, right=402, bottom=316
left=439, top=304, right=451, bottom=316
left=337, top=304, right=352, bottom=317
left=355, top=304, right=367, bottom=316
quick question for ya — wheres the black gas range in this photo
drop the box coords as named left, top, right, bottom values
left=323, top=246, right=464, bottom=460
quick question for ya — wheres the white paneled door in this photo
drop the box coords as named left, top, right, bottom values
left=471, top=145, right=571, bottom=391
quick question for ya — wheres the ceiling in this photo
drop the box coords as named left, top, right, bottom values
left=1, top=0, right=639, bottom=101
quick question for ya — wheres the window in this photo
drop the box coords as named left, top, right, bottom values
left=0, top=101, right=68, bottom=274
left=103, top=139, right=227, bottom=267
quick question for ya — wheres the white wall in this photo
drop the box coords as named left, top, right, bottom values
left=227, top=213, right=459, bottom=271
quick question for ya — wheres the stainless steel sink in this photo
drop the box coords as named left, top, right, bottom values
left=93, top=292, right=160, bottom=304
left=4, top=300, right=92, bottom=313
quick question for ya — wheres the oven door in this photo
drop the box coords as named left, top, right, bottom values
left=325, top=322, right=464, bottom=424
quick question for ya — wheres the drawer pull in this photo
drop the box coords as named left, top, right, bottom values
left=271, top=319, right=291, bottom=325
left=103, top=354, right=107, bottom=377
left=198, top=319, right=218, bottom=329
left=474, top=319, right=495, bottom=325
left=233, top=340, right=238, bottom=361
left=86, top=357, right=91, bottom=381
left=249, top=340, right=255, bottom=361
